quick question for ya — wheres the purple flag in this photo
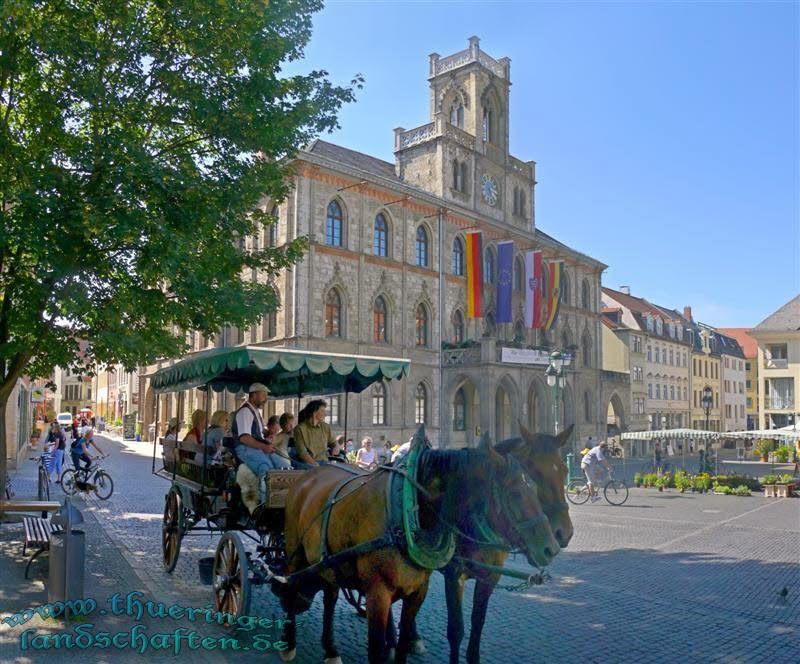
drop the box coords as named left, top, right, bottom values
left=496, top=241, right=514, bottom=323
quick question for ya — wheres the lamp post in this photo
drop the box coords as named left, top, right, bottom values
left=547, top=350, right=572, bottom=479
left=702, top=385, right=713, bottom=471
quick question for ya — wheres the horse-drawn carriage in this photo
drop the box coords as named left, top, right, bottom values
left=150, top=346, right=411, bottom=619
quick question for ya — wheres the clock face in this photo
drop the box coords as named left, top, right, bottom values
left=481, top=174, right=498, bottom=206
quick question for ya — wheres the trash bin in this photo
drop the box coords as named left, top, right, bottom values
left=49, top=528, right=85, bottom=603
left=49, top=499, right=85, bottom=604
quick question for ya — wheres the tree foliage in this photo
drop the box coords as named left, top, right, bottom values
left=0, top=0, right=360, bottom=378
left=0, top=0, right=360, bottom=479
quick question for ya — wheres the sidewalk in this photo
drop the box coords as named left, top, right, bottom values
left=0, top=448, right=285, bottom=663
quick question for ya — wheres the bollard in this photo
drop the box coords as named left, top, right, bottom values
left=49, top=498, right=85, bottom=604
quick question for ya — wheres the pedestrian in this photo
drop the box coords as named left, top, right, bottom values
left=47, top=423, right=67, bottom=482
left=698, top=449, right=706, bottom=474
left=355, top=437, right=377, bottom=470
left=654, top=442, right=662, bottom=471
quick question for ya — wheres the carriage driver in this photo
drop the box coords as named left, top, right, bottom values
left=232, top=383, right=292, bottom=475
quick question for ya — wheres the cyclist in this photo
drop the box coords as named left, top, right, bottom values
left=70, top=428, right=106, bottom=472
left=581, top=440, right=612, bottom=503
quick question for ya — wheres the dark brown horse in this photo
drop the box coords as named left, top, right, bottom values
left=275, top=430, right=559, bottom=664
left=409, top=424, right=574, bottom=663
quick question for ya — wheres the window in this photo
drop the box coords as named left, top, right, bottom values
left=460, top=162, right=468, bottom=194
left=514, top=256, right=524, bottom=292
left=329, top=395, right=340, bottom=426
left=484, top=312, right=496, bottom=337
left=268, top=205, right=278, bottom=247
left=647, top=346, right=652, bottom=362
left=325, top=200, right=343, bottom=247
left=633, top=336, right=643, bottom=354
left=482, top=106, right=493, bottom=143
left=512, top=187, right=526, bottom=217
left=747, top=397, right=753, bottom=408
left=415, top=226, right=429, bottom=267
left=453, top=310, right=464, bottom=343
left=325, top=289, right=342, bottom=338
left=669, top=350, right=674, bottom=365
left=373, top=213, right=389, bottom=257
left=656, top=385, right=661, bottom=399
left=453, top=388, right=466, bottom=430
left=768, top=344, right=788, bottom=359
left=415, top=383, right=427, bottom=424
left=452, top=160, right=468, bottom=193
left=581, top=280, right=590, bottom=309
left=373, top=296, right=388, bottom=343
left=263, top=311, right=277, bottom=340
left=515, top=320, right=525, bottom=343
left=452, top=237, right=464, bottom=276
left=683, top=352, right=687, bottom=367
left=372, top=383, right=386, bottom=425
left=683, top=386, right=687, bottom=401
left=745, top=362, right=751, bottom=371
left=582, top=335, right=591, bottom=368
left=670, top=386, right=675, bottom=400
left=484, top=248, right=495, bottom=284
left=648, top=383, right=653, bottom=398
left=415, top=305, right=428, bottom=347
left=449, top=103, right=464, bottom=129
left=561, top=273, right=570, bottom=305
left=583, top=391, right=593, bottom=423
left=656, top=318, right=663, bottom=335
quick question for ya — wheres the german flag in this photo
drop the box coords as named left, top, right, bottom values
left=465, top=231, right=483, bottom=318
left=543, top=261, right=563, bottom=331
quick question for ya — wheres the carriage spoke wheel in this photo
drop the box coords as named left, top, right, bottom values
left=342, top=588, right=367, bottom=618
left=162, top=490, right=183, bottom=573
left=566, top=479, right=591, bottom=505
left=213, top=533, right=251, bottom=620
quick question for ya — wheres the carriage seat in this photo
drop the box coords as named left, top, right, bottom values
left=235, top=465, right=305, bottom=514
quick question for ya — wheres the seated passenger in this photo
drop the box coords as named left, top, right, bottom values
left=275, top=412, right=295, bottom=462
left=327, top=437, right=348, bottom=464
left=202, top=410, right=229, bottom=461
left=293, top=399, right=335, bottom=467
left=232, top=383, right=291, bottom=481
left=183, top=410, right=206, bottom=445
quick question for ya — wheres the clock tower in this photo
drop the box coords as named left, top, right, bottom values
left=393, top=36, right=535, bottom=230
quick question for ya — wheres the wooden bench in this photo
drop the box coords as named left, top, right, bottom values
left=22, top=516, right=64, bottom=579
left=0, top=500, right=61, bottom=519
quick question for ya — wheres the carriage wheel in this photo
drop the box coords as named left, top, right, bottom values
left=162, top=489, right=184, bottom=573
left=213, top=532, right=252, bottom=620
left=342, top=588, right=367, bottom=618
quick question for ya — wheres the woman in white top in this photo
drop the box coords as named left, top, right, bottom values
left=355, top=436, right=378, bottom=470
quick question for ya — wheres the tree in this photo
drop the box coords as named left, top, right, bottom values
left=0, top=1, right=361, bottom=490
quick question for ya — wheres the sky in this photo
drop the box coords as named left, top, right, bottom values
left=287, top=0, right=798, bottom=328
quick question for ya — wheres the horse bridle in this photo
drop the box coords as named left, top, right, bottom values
left=490, top=455, right=551, bottom=547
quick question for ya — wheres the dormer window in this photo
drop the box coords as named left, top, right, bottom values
left=668, top=322, right=674, bottom=338
left=646, top=315, right=654, bottom=332
left=655, top=318, right=663, bottom=335
left=449, top=103, right=464, bottom=129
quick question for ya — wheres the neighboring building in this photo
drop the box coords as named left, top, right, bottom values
left=718, top=328, right=759, bottom=429
left=139, top=37, right=615, bottom=453
left=3, top=377, right=35, bottom=469
left=601, top=305, right=648, bottom=452
left=53, top=365, right=93, bottom=416
left=750, top=295, right=800, bottom=430
left=717, top=333, right=746, bottom=431
left=92, top=365, right=139, bottom=423
left=601, top=288, right=692, bottom=441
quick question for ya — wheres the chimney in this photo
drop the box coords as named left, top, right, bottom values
left=620, top=286, right=630, bottom=295
left=683, top=306, right=692, bottom=321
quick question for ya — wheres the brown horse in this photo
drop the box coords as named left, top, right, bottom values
left=275, top=429, right=559, bottom=664
left=408, top=424, right=575, bottom=664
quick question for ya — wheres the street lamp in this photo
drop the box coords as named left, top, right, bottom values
left=701, top=385, right=713, bottom=470
left=546, top=350, right=570, bottom=435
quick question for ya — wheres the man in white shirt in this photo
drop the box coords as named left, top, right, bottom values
left=581, top=441, right=612, bottom=503
left=391, top=437, right=413, bottom=464
left=232, top=383, right=290, bottom=474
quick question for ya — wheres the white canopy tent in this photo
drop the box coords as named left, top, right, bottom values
left=621, top=429, right=719, bottom=441
left=722, top=429, right=800, bottom=442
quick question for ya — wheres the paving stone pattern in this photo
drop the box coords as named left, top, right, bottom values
left=1, top=434, right=797, bottom=663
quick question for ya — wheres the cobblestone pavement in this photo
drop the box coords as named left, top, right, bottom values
left=2, top=434, right=798, bottom=663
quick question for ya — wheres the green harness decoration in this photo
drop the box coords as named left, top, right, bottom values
left=388, top=436, right=457, bottom=570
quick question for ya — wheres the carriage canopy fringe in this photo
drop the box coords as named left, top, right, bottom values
left=151, top=346, right=411, bottom=396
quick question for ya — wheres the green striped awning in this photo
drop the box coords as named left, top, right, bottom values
left=151, top=346, right=411, bottom=397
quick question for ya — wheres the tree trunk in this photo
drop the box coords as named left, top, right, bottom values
left=0, top=386, right=10, bottom=503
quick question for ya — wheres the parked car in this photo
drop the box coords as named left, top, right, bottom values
left=56, top=412, right=73, bottom=428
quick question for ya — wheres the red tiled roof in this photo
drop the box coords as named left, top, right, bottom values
left=717, top=328, right=758, bottom=358
left=602, top=287, right=664, bottom=318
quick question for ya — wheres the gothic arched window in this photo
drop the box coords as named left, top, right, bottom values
left=415, top=304, right=428, bottom=347
left=514, top=256, right=524, bottom=292
left=561, top=272, right=570, bottom=305
left=268, top=205, right=278, bottom=248
left=415, top=383, right=428, bottom=424
left=450, top=103, right=464, bottom=129
left=373, top=296, right=388, bottom=343
left=482, top=107, right=493, bottom=143
left=484, top=247, right=495, bottom=284
left=582, top=335, right=592, bottom=368
left=325, top=200, right=343, bottom=247
left=453, top=310, right=464, bottom=344
left=581, top=279, right=591, bottom=310
left=584, top=391, right=593, bottom=423
left=372, top=382, right=386, bottom=425
left=453, top=388, right=466, bottom=431
left=325, top=289, right=342, bottom=338
left=415, top=226, right=429, bottom=267
left=452, top=237, right=464, bottom=276
left=373, top=213, right=389, bottom=257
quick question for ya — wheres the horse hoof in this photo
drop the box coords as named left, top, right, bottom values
left=410, top=639, right=427, bottom=655
left=279, top=648, right=297, bottom=662
left=324, top=658, right=342, bottom=664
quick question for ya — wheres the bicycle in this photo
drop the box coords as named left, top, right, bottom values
left=61, top=455, right=114, bottom=500
left=566, top=471, right=629, bottom=506
left=29, top=450, right=54, bottom=501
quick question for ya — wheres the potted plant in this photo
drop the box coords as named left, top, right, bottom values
left=732, top=485, right=751, bottom=496
left=754, top=439, right=773, bottom=462
left=634, top=472, right=643, bottom=488
left=774, top=446, right=791, bottom=463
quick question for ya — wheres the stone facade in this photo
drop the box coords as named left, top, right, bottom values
left=140, top=37, right=612, bottom=453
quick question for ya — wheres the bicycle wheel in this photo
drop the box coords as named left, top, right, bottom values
left=93, top=471, right=114, bottom=500
left=38, top=466, right=50, bottom=501
left=61, top=469, right=78, bottom=495
left=566, top=479, right=591, bottom=505
left=604, top=479, right=629, bottom=505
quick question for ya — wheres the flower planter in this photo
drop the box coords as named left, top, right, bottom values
left=763, top=484, right=777, bottom=498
